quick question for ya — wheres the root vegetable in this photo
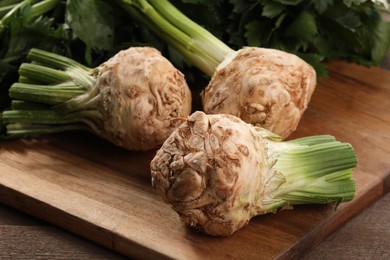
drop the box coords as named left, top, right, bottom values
left=117, top=0, right=316, bottom=138
left=201, top=47, right=316, bottom=138
left=150, top=111, right=356, bottom=236
left=2, top=47, right=192, bottom=151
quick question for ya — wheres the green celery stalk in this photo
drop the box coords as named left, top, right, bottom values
left=2, top=48, right=102, bottom=137
left=117, top=0, right=234, bottom=77
left=0, top=3, right=18, bottom=18
left=265, top=136, right=356, bottom=208
left=0, top=0, right=60, bottom=35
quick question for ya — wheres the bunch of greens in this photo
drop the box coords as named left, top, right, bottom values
left=1, top=0, right=389, bottom=113
left=171, top=0, right=390, bottom=76
left=0, top=0, right=162, bottom=111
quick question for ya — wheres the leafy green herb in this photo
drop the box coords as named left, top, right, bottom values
left=65, top=0, right=115, bottom=64
left=0, top=0, right=389, bottom=110
left=170, top=0, right=390, bottom=77
left=0, top=0, right=161, bottom=117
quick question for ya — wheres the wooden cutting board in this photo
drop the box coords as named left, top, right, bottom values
left=0, top=61, right=389, bottom=259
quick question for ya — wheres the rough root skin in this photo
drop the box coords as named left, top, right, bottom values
left=201, top=47, right=316, bottom=138
left=150, top=111, right=268, bottom=236
left=151, top=111, right=357, bottom=236
left=95, top=47, right=192, bottom=151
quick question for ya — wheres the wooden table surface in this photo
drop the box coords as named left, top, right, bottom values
left=1, top=193, right=388, bottom=259
left=1, top=59, right=389, bottom=259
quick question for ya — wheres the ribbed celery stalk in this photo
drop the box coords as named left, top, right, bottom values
left=117, top=0, right=234, bottom=77
left=0, top=0, right=19, bottom=18
left=2, top=48, right=100, bottom=137
left=0, top=0, right=60, bottom=36
left=264, top=135, right=356, bottom=208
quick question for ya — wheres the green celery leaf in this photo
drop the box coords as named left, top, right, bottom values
left=229, top=0, right=253, bottom=14
left=285, top=11, right=318, bottom=42
left=261, top=1, right=285, bottom=18
left=311, top=0, right=334, bottom=14
left=312, top=33, right=335, bottom=58
left=371, top=21, right=390, bottom=64
left=4, top=15, right=66, bottom=62
left=273, top=0, right=304, bottom=5
left=65, top=0, right=114, bottom=52
left=275, top=13, right=287, bottom=28
left=245, top=20, right=267, bottom=46
left=227, top=0, right=263, bottom=47
left=298, top=52, right=327, bottom=78
left=335, top=10, right=362, bottom=30
left=343, top=0, right=365, bottom=7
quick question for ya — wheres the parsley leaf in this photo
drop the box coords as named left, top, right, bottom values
left=65, top=0, right=114, bottom=64
left=285, top=11, right=317, bottom=46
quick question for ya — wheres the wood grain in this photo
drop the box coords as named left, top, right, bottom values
left=303, top=192, right=390, bottom=259
left=0, top=204, right=125, bottom=260
left=0, top=60, right=389, bottom=259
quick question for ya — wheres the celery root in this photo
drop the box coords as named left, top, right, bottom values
left=150, top=111, right=356, bottom=236
left=117, top=0, right=316, bottom=138
left=2, top=47, right=192, bottom=151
